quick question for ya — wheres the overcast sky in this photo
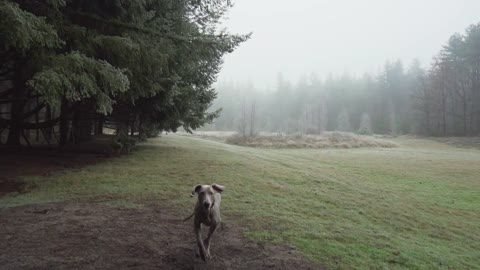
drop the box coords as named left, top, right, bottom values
left=217, top=0, right=480, bottom=87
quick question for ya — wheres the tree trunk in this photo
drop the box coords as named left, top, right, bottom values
left=425, top=109, right=431, bottom=136
left=6, top=88, right=26, bottom=145
left=95, top=115, right=104, bottom=135
left=240, top=99, right=247, bottom=137
left=71, top=104, right=94, bottom=144
left=116, top=121, right=129, bottom=137
left=441, top=89, right=447, bottom=136
left=35, top=96, right=40, bottom=142
left=476, top=91, right=480, bottom=135
left=442, top=105, right=447, bottom=136
left=249, top=101, right=256, bottom=137
left=130, top=118, right=135, bottom=136
left=138, top=114, right=145, bottom=139
left=59, top=99, right=69, bottom=148
left=463, top=100, right=468, bottom=136
left=44, top=105, right=52, bottom=141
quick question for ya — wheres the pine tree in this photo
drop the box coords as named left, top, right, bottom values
left=0, top=0, right=249, bottom=146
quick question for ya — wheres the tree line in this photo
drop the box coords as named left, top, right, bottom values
left=208, top=23, right=480, bottom=137
left=0, top=0, right=248, bottom=148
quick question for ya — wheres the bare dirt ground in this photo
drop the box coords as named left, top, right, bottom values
left=0, top=202, right=321, bottom=270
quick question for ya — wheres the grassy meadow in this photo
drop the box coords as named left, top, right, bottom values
left=1, top=135, right=479, bottom=269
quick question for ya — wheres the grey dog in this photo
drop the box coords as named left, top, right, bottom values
left=184, top=184, right=225, bottom=261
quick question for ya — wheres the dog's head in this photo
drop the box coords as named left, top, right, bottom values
left=191, top=184, right=225, bottom=212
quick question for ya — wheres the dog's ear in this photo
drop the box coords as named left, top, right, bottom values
left=212, top=184, right=225, bottom=193
left=191, top=185, right=202, bottom=197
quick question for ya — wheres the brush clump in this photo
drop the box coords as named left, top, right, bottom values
left=224, top=132, right=397, bottom=149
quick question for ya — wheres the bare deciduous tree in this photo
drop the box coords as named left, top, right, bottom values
left=249, top=100, right=256, bottom=137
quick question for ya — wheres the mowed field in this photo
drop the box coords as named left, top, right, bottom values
left=1, top=135, right=479, bottom=269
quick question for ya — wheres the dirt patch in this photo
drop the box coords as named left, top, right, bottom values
left=0, top=202, right=323, bottom=270
left=0, top=147, right=112, bottom=196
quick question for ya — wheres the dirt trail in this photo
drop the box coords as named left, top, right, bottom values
left=0, top=202, right=323, bottom=270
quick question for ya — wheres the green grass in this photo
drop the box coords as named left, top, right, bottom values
left=1, top=135, right=479, bottom=270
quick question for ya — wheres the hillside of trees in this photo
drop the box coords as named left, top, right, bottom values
left=0, top=0, right=248, bottom=148
left=208, top=23, right=480, bottom=137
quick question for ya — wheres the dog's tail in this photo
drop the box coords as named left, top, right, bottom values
left=183, top=212, right=195, bottom=222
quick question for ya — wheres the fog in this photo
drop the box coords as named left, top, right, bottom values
left=218, top=0, right=480, bottom=86
left=208, top=2, right=480, bottom=136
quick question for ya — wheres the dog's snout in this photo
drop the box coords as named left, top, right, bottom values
left=203, top=202, right=211, bottom=209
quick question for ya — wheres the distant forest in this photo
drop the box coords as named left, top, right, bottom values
left=207, top=23, right=480, bottom=137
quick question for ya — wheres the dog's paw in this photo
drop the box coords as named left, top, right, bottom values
left=198, top=249, right=207, bottom=261
left=203, top=247, right=211, bottom=258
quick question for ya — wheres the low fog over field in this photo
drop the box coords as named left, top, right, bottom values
left=208, top=0, right=480, bottom=137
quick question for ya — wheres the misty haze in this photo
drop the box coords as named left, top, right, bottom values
left=1, top=1, right=479, bottom=270
left=207, top=0, right=480, bottom=138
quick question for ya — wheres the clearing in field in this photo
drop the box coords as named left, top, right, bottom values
left=188, top=131, right=398, bottom=149
left=1, top=135, right=479, bottom=270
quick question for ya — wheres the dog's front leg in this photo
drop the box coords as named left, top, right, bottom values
left=203, top=223, right=218, bottom=259
left=195, top=225, right=207, bottom=261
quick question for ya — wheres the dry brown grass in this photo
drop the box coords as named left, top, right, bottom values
left=224, top=132, right=397, bottom=149
left=186, top=131, right=237, bottom=142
